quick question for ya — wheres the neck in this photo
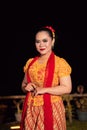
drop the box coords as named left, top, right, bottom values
left=39, top=51, right=53, bottom=60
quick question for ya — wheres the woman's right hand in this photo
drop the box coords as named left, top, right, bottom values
left=25, top=82, right=36, bottom=92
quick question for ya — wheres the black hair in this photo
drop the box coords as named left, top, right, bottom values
left=34, top=26, right=55, bottom=40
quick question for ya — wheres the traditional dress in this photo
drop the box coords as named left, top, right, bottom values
left=20, top=52, right=72, bottom=130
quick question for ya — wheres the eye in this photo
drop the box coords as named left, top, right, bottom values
left=43, top=39, right=48, bottom=42
left=35, top=40, right=40, bottom=43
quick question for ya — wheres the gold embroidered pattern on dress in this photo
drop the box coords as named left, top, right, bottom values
left=28, top=94, right=62, bottom=106
left=24, top=56, right=72, bottom=106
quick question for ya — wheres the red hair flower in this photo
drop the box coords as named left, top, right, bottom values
left=45, top=26, right=55, bottom=38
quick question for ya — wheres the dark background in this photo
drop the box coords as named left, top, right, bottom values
left=2, top=2, right=87, bottom=96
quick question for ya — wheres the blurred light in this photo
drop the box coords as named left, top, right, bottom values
left=10, top=125, right=20, bottom=129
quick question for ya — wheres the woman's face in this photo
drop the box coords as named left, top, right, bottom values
left=35, top=31, right=54, bottom=55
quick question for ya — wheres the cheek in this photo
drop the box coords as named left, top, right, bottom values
left=47, top=42, right=52, bottom=48
left=35, top=43, right=38, bottom=47
left=35, top=44, right=39, bottom=50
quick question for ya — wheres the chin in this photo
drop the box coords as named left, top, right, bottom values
left=39, top=51, right=46, bottom=55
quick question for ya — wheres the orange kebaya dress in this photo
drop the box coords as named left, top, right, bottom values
left=21, top=54, right=72, bottom=130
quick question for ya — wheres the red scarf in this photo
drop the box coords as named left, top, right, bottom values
left=20, top=52, right=55, bottom=130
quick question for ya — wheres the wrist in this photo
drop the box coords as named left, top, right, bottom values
left=22, top=83, right=28, bottom=93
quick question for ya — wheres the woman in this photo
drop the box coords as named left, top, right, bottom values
left=20, top=26, right=72, bottom=130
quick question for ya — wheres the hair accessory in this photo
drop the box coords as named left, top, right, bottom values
left=45, top=26, right=55, bottom=38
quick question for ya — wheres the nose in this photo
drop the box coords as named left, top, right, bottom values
left=39, top=41, right=44, bottom=46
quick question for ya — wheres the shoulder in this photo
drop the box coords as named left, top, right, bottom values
left=55, top=55, right=72, bottom=76
left=23, top=58, right=34, bottom=72
left=55, top=55, right=65, bottom=64
left=55, top=55, right=70, bottom=66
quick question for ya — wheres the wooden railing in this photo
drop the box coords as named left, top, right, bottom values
left=0, top=94, right=87, bottom=123
left=62, top=93, right=87, bottom=123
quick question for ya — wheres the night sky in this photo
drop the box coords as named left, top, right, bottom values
left=3, top=2, right=87, bottom=96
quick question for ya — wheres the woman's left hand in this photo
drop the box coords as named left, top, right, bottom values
left=35, top=87, right=47, bottom=96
